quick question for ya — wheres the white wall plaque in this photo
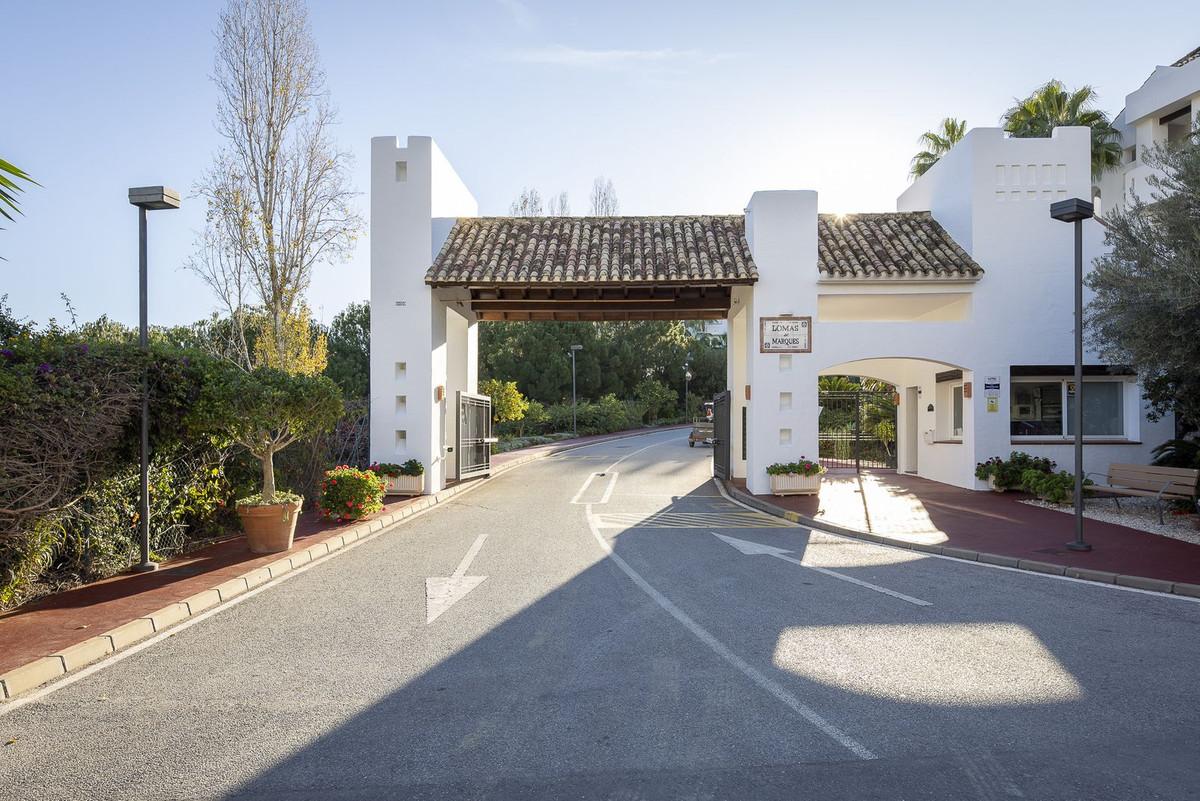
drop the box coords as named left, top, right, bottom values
left=759, top=316, right=811, bottom=354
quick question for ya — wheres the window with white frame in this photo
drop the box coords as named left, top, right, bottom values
left=934, top=377, right=965, bottom=441
left=1010, top=379, right=1125, bottom=438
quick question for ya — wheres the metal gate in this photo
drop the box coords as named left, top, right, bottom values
left=713, top=390, right=731, bottom=480
left=457, top=391, right=496, bottom=481
left=818, top=389, right=897, bottom=471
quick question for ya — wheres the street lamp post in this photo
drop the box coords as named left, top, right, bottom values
left=1049, top=197, right=1094, bottom=553
left=684, top=366, right=692, bottom=419
left=569, top=344, right=582, bottom=437
left=128, top=186, right=181, bottom=573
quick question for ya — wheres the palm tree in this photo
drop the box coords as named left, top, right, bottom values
left=909, top=118, right=968, bottom=180
left=0, top=159, right=36, bottom=223
left=1002, top=80, right=1121, bottom=179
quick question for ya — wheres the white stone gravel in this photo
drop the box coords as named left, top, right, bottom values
left=1019, top=496, right=1200, bottom=545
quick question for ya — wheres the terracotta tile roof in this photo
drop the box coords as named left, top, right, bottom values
left=817, top=212, right=984, bottom=281
left=1172, top=45, right=1200, bottom=68
left=426, top=216, right=758, bottom=286
left=426, top=211, right=983, bottom=285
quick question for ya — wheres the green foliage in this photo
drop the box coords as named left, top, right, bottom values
left=479, top=378, right=529, bottom=424
left=369, top=459, right=424, bottom=477
left=236, top=490, right=304, bottom=507
left=1086, top=132, right=1200, bottom=426
left=324, top=301, right=369, bottom=399
left=1021, top=469, right=1091, bottom=505
left=1151, top=439, right=1200, bottom=470
left=0, top=158, right=38, bottom=224
left=1002, top=80, right=1120, bottom=179
left=192, top=364, right=344, bottom=503
left=318, top=466, right=384, bottom=522
left=480, top=320, right=724, bottom=411
left=910, top=118, right=967, bottom=179
left=766, top=459, right=825, bottom=477
left=634, top=378, right=677, bottom=423
left=976, top=451, right=1056, bottom=491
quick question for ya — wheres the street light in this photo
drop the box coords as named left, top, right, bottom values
left=128, top=186, right=181, bottom=572
left=684, top=365, right=693, bottom=419
left=1050, top=196, right=1094, bottom=553
left=569, top=344, right=582, bottom=437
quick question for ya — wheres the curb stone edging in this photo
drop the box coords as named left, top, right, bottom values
left=0, top=424, right=685, bottom=702
left=718, top=479, right=1200, bottom=600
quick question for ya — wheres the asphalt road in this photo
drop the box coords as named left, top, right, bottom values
left=3, top=428, right=1200, bottom=800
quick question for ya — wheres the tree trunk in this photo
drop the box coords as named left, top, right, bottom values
left=261, top=449, right=276, bottom=504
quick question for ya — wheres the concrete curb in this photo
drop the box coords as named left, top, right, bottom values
left=718, top=479, right=1200, bottom=600
left=0, top=425, right=684, bottom=702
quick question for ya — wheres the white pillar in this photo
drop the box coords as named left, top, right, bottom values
left=743, top=191, right=820, bottom=495
left=728, top=287, right=750, bottom=479
left=369, top=136, right=477, bottom=493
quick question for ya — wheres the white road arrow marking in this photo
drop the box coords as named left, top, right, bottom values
left=425, top=533, right=489, bottom=623
left=713, top=533, right=932, bottom=607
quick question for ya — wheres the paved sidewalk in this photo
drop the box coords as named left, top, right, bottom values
left=0, top=425, right=685, bottom=681
left=733, top=471, right=1200, bottom=586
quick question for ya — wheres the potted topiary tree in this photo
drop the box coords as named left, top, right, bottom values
left=197, top=365, right=343, bottom=553
left=766, top=458, right=826, bottom=496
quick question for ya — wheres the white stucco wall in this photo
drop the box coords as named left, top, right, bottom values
left=369, top=136, right=478, bottom=492
left=369, top=128, right=1173, bottom=496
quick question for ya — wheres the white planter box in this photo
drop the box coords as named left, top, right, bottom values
left=770, top=472, right=822, bottom=496
left=384, top=474, right=425, bottom=496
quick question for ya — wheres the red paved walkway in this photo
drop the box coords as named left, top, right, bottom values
left=0, top=425, right=686, bottom=676
left=736, top=472, right=1200, bottom=585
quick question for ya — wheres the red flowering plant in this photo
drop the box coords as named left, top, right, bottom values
left=317, top=465, right=385, bottom=522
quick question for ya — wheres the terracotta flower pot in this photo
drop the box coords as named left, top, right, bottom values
left=238, top=500, right=302, bottom=554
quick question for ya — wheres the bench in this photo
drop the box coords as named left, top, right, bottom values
left=1086, top=463, right=1200, bottom=524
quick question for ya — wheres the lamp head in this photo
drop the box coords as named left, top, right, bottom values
left=128, top=186, right=181, bottom=210
left=1049, top=197, right=1093, bottom=223
left=569, top=344, right=582, bottom=352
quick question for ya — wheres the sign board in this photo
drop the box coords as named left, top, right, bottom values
left=984, top=376, right=1000, bottom=413
left=759, top=316, right=811, bottom=354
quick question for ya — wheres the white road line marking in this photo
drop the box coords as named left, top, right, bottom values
left=426, top=533, right=489, bottom=624
left=569, top=472, right=598, bottom=505
left=584, top=503, right=876, bottom=761
left=709, top=478, right=1200, bottom=605
left=713, top=533, right=933, bottom=607
left=599, top=472, right=619, bottom=505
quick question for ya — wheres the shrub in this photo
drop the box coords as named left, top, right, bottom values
left=318, top=465, right=384, bottom=522
left=369, top=459, right=424, bottom=477
left=976, top=451, right=1056, bottom=491
left=1021, top=469, right=1092, bottom=505
left=766, top=459, right=826, bottom=477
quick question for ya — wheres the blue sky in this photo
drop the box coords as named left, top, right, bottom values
left=5, top=1, right=1198, bottom=326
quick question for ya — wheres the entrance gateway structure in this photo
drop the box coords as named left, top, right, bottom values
left=370, top=131, right=1173, bottom=496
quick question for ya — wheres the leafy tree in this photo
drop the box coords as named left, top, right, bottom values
left=193, top=365, right=343, bottom=504
left=910, top=118, right=967, bottom=179
left=1086, top=133, right=1200, bottom=426
left=1002, top=80, right=1120, bottom=179
left=252, top=303, right=327, bottom=375
left=634, top=377, right=677, bottom=423
left=479, top=378, right=529, bottom=424
left=324, top=301, right=369, bottom=399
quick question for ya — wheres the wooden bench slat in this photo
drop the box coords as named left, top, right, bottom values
left=1100, top=462, right=1199, bottom=500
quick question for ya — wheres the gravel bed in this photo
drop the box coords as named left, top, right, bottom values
left=1019, top=496, right=1200, bottom=545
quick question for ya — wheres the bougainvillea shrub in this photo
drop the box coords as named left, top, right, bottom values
left=317, top=465, right=385, bottom=522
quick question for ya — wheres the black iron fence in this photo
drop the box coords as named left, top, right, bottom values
left=818, top=390, right=897, bottom=470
